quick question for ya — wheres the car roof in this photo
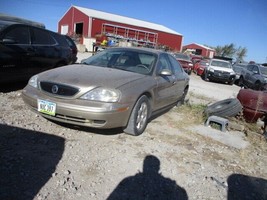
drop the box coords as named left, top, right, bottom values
left=0, top=14, right=45, bottom=28
left=105, top=46, right=165, bottom=55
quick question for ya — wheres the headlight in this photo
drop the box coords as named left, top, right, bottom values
left=209, top=68, right=214, bottom=72
left=80, top=87, right=121, bottom=102
left=28, top=75, right=38, bottom=88
left=230, top=72, right=236, bottom=75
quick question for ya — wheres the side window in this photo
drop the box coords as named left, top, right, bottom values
left=4, top=26, right=30, bottom=44
left=168, top=54, right=183, bottom=74
left=252, top=66, right=259, bottom=74
left=157, top=54, right=173, bottom=73
left=247, top=65, right=253, bottom=71
left=31, top=28, right=56, bottom=45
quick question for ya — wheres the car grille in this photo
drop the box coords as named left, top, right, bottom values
left=214, top=70, right=230, bottom=77
left=40, top=81, right=79, bottom=97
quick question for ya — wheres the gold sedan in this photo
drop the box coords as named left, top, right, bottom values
left=22, top=47, right=189, bottom=136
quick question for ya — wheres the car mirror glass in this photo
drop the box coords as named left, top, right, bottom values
left=160, top=69, right=172, bottom=76
left=2, top=38, right=17, bottom=44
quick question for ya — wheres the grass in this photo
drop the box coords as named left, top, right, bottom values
left=175, top=102, right=207, bottom=125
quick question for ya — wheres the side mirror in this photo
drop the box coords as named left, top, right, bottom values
left=159, top=69, right=172, bottom=76
left=2, top=38, right=17, bottom=44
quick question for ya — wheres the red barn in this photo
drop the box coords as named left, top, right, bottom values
left=183, top=43, right=215, bottom=58
left=58, top=6, right=183, bottom=52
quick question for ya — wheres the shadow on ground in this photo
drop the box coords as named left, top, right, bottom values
left=107, top=155, right=188, bottom=200
left=227, top=173, right=267, bottom=200
left=0, top=81, right=28, bottom=93
left=0, top=124, right=65, bottom=199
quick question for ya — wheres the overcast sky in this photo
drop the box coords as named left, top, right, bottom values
left=1, top=0, right=267, bottom=63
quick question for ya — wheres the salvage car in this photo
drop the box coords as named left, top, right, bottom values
left=173, top=52, right=193, bottom=75
left=202, top=59, right=236, bottom=85
left=239, top=63, right=267, bottom=90
left=237, top=88, right=267, bottom=123
left=0, top=19, right=74, bottom=83
left=22, top=47, right=190, bottom=136
left=232, top=62, right=248, bottom=84
left=194, top=59, right=209, bottom=76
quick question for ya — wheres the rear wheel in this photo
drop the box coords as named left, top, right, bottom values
left=254, top=81, right=261, bottom=90
left=123, top=95, right=150, bottom=136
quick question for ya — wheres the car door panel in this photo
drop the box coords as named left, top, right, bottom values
left=153, top=55, right=177, bottom=109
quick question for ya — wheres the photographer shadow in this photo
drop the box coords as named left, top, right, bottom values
left=107, top=155, right=188, bottom=200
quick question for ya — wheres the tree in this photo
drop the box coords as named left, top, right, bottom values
left=235, top=46, right=247, bottom=61
left=221, top=43, right=236, bottom=57
left=213, top=43, right=248, bottom=61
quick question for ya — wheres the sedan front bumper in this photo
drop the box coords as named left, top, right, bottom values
left=207, top=71, right=235, bottom=83
left=22, top=85, right=132, bottom=129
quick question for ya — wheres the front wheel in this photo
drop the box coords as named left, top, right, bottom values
left=123, top=95, right=150, bottom=136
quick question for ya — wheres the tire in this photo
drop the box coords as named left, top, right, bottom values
left=123, top=95, right=150, bottom=136
left=204, top=98, right=243, bottom=118
left=177, top=86, right=189, bottom=106
left=254, top=81, right=261, bottom=90
left=238, top=76, right=244, bottom=87
left=188, top=70, right=192, bottom=75
left=201, top=69, right=208, bottom=81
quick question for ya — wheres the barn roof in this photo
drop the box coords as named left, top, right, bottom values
left=72, top=6, right=182, bottom=36
left=184, top=43, right=215, bottom=51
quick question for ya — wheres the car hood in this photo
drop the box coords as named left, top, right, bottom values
left=209, top=65, right=234, bottom=73
left=37, top=64, right=146, bottom=89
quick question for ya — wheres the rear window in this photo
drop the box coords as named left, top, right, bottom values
left=31, top=28, right=56, bottom=45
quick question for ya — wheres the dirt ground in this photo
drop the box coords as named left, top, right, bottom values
left=0, top=55, right=267, bottom=199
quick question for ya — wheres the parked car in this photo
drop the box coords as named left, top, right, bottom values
left=22, top=47, right=189, bottom=136
left=237, top=88, right=267, bottom=123
left=202, top=59, right=236, bottom=85
left=64, top=35, right=78, bottom=64
left=173, top=53, right=193, bottom=74
left=0, top=20, right=73, bottom=83
left=232, top=62, right=248, bottom=84
left=194, top=59, right=209, bottom=76
left=239, top=63, right=267, bottom=90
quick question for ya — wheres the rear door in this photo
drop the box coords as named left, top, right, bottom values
left=0, top=24, right=31, bottom=82
left=153, top=54, right=177, bottom=109
left=29, top=27, right=59, bottom=74
left=167, top=54, right=186, bottom=100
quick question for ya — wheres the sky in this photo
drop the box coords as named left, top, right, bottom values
left=1, top=0, right=267, bottom=63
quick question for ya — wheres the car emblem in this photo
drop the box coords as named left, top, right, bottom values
left=52, top=85, right=59, bottom=94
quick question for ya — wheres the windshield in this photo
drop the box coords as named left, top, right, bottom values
left=260, top=66, right=267, bottom=76
left=211, top=60, right=231, bottom=68
left=174, top=53, right=190, bottom=61
left=82, top=49, right=157, bottom=75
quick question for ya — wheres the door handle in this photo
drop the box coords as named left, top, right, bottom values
left=26, top=48, right=36, bottom=56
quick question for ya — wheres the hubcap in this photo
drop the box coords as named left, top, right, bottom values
left=136, top=102, right=148, bottom=130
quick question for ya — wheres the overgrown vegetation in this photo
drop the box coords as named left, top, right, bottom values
left=176, top=103, right=207, bottom=124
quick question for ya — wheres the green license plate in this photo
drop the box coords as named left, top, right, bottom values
left=37, top=99, right=56, bottom=116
